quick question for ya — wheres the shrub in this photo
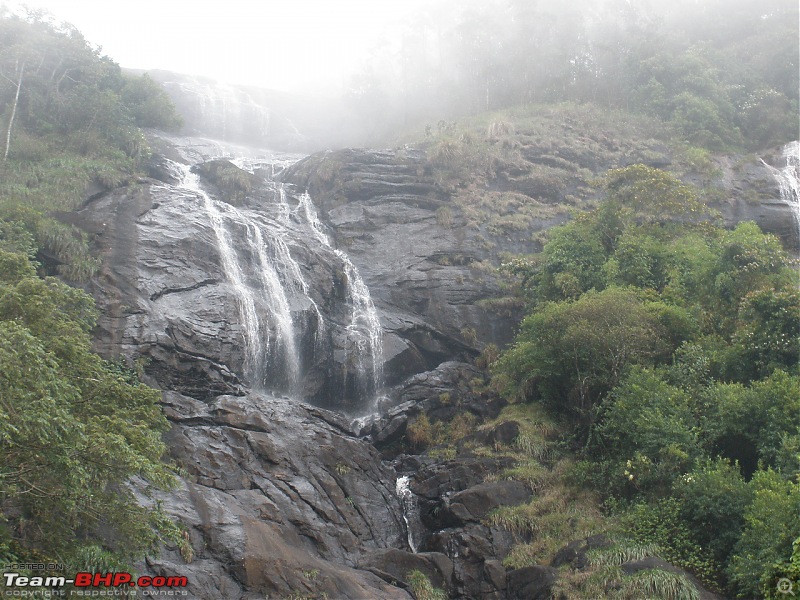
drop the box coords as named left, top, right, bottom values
left=728, top=470, right=800, bottom=599
left=407, top=570, right=447, bottom=600
left=407, top=414, right=433, bottom=451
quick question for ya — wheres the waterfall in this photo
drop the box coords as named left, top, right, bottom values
left=295, top=191, right=384, bottom=399
left=396, top=476, right=420, bottom=553
left=764, top=141, right=800, bottom=240
left=172, top=158, right=383, bottom=408
left=177, top=165, right=302, bottom=392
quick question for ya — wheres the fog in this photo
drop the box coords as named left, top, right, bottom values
left=2, top=0, right=440, bottom=93
left=4, top=0, right=796, bottom=149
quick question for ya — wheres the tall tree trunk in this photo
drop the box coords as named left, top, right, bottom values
left=4, top=61, right=24, bottom=161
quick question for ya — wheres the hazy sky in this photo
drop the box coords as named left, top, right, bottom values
left=3, top=0, right=434, bottom=92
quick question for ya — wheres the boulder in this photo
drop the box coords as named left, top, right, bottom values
left=359, top=549, right=454, bottom=590
left=507, top=566, right=558, bottom=600
left=443, top=480, right=531, bottom=525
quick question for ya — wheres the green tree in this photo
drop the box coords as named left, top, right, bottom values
left=592, top=368, right=701, bottom=496
left=120, top=73, right=182, bottom=130
left=0, top=249, right=173, bottom=567
left=728, top=470, right=800, bottom=599
left=495, top=288, right=673, bottom=421
left=673, top=459, right=752, bottom=567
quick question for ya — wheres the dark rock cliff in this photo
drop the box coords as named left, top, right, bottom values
left=283, top=148, right=528, bottom=385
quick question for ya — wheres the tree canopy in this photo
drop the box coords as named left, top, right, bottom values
left=0, top=245, right=175, bottom=569
left=493, top=165, right=799, bottom=597
left=347, top=0, right=797, bottom=150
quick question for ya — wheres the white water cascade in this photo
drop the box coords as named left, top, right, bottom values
left=296, top=191, right=384, bottom=399
left=395, top=476, right=420, bottom=553
left=177, top=165, right=302, bottom=392
left=174, top=158, right=383, bottom=407
left=764, top=141, right=800, bottom=241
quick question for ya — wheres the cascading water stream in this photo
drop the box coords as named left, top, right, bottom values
left=177, top=164, right=301, bottom=392
left=172, top=157, right=383, bottom=409
left=395, top=476, right=420, bottom=553
left=296, top=191, right=384, bottom=399
left=763, top=141, right=800, bottom=240
left=244, top=221, right=301, bottom=388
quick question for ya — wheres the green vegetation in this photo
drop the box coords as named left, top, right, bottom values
left=407, top=570, right=447, bottom=600
left=356, top=0, right=797, bottom=153
left=0, top=10, right=180, bottom=280
left=0, top=11, right=181, bottom=571
left=0, top=242, right=175, bottom=569
left=492, top=165, right=799, bottom=597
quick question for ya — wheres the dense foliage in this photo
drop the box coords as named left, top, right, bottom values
left=494, top=165, right=799, bottom=597
left=0, top=9, right=180, bottom=280
left=0, top=241, right=174, bottom=570
left=0, top=12, right=181, bottom=571
left=351, top=0, right=797, bottom=151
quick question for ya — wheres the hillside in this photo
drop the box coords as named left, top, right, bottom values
left=0, top=4, right=798, bottom=600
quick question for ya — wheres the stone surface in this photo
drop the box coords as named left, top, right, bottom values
left=619, top=557, right=727, bottom=600
left=137, top=391, right=411, bottom=599
left=710, top=152, right=799, bottom=251
left=396, top=456, right=523, bottom=598
left=550, top=534, right=613, bottom=569
left=549, top=537, right=727, bottom=600
left=284, top=148, right=529, bottom=377
left=359, top=549, right=454, bottom=591
left=506, top=566, right=558, bottom=600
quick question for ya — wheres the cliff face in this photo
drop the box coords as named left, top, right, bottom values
left=284, top=148, right=533, bottom=386
left=71, top=136, right=527, bottom=598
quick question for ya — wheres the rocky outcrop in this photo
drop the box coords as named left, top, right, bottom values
left=389, top=456, right=525, bottom=599
left=73, top=167, right=385, bottom=410
left=710, top=151, right=799, bottom=251
left=548, top=536, right=726, bottom=600
left=285, top=149, right=528, bottom=381
left=365, top=361, right=506, bottom=454
left=359, top=549, right=454, bottom=591
left=139, top=391, right=411, bottom=599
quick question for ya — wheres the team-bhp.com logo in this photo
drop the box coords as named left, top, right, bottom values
left=3, top=572, right=188, bottom=596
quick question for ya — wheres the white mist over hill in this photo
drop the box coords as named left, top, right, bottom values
left=2, top=0, right=437, bottom=93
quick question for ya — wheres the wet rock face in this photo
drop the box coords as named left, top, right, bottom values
left=284, top=148, right=529, bottom=381
left=75, top=151, right=507, bottom=411
left=406, top=457, right=527, bottom=599
left=142, top=391, right=410, bottom=600
left=709, top=152, right=799, bottom=251
left=73, top=172, right=381, bottom=410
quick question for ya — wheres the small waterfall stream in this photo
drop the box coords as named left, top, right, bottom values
left=395, top=476, right=420, bottom=553
left=764, top=140, right=800, bottom=240
left=296, top=191, right=384, bottom=400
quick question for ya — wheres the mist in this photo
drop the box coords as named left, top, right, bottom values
left=6, top=0, right=796, bottom=150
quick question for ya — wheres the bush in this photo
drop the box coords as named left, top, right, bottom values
left=495, top=288, right=670, bottom=420
left=407, top=570, right=447, bottom=600
left=673, top=459, right=752, bottom=566
left=728, top=470, right=800, bottom=599
left=407, top=413, right=433, bottom=451
left=0, top=250, right=174, bottom=566
left=621, top=499, right=719, bottom=585
left=593, top=369, right=701, bottom=497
